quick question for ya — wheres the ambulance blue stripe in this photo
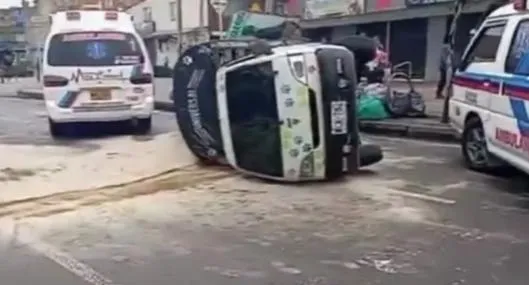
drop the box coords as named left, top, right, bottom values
left=57, top=91, right=78, bottom=108
left=457, top=71, right=529, bottom=135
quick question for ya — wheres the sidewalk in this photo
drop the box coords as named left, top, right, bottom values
left=359, top=81, right=456, bottom=141
left=0, top=78, right=41, bottom=98
left=15, top=79, right=456, bottom=141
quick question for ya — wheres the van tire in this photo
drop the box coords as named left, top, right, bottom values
left=462, top=117, right=493, bottom=171
left=135, top=117, right=152, bottom=134
left=49, top=119, right=65, bottom=138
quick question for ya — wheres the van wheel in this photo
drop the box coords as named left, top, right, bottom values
left=135, top=117, right=152, bottom=134
left=49, top=119, right=65, bottom=138
left=462, top=117, right=492, bottom=171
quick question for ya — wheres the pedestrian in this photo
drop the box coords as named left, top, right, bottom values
left=437, top=37, right=453, bottom=99
left=35, top=57, right=41, bottom=82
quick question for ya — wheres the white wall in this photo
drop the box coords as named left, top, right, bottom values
left=127, top=0, right=209, bottom=67
left=127, top=0, right=208, bottom=32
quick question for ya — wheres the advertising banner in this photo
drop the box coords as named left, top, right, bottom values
left=226, top=11, right=299, bottom=39
left=404, top=0, right=452, bottom=7
left=304, top=0, right=365, bottom=20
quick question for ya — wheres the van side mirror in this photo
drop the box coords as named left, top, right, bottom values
left=469, top=29, right=476, bottom=36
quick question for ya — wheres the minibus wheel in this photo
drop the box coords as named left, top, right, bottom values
left=135, top=117, right=152, bottom=134
left=462, top=116, right=490, bottom=170
left=48, top=119, right=65, bottom=138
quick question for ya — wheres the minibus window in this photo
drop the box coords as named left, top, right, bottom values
left=225, top=61, right=283, bottom=177
left=47, top=31, right=145, bottom=66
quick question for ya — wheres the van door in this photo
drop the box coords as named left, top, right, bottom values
left=273, top=53, right=325, bottom=179
left=452, top=21, right=506, bottom=136
left=275, top=53, right=324, bottom=180
left=494, top=18, right=529, bottom=165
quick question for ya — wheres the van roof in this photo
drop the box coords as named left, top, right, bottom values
left=487, top=1, right=529, bottom=19
left=49, top=10, right=136, bottom=35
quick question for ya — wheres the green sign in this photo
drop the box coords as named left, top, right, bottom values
left=226, top=11, right=299, bottom=39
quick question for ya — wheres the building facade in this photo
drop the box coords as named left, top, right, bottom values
left=0, top=1, right=36, bottom=67
left=300, top=0, right=491, bottom=81
left=126, top=0, right=301, bottom=71
left=127, top=0, right=209, bottom=70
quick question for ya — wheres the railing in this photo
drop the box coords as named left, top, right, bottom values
left=392, top=61, right=412, bottom=79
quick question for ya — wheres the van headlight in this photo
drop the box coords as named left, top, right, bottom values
left=299, top=153, right=315, bottom=178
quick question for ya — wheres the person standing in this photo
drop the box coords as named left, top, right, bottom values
left=35, top=56, right=41, bottom=82
left=437, top=38, right=453, bottom=99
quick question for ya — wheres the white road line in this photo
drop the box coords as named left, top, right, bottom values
left=11, top=222, right=119, bottom=285
left=387, top=189, right=456, bottom=205
left=362, top=134, right=459, bottom=148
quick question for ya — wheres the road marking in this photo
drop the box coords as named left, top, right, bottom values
left=387, top=188, right=456, bottom=205
left=8, top=221, right=119, bottom=285
left=362, top=134, right=459, bottom=148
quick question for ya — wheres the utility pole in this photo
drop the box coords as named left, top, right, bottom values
left=210, top=0, right=227, bottom=38
left=177, top=0, right=183, bottom=56
left=441, top=0, right=466, bottom=123
left=440, top=0, right=507, bottom=123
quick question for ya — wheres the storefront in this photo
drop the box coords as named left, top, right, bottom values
left=301, top=0, right=490, bottom=81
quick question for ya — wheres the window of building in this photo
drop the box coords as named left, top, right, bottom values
left=169, top=1, right=177, bottom=21
left=143, top=6, right=152, bottom=22
left=506, top=20, right=529, bottom=75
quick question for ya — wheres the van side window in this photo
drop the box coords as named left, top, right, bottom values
left=506, top=20, right=529, bottom=75
left=462, top=25, right=505, bottom=69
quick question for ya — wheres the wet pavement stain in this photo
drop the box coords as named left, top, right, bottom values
left=0, top=165, right=234, bottom=219
left=0, top=167, right=38, bottom=181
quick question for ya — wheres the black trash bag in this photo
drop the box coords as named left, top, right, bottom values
left=172, top=44, right=225, bottom=164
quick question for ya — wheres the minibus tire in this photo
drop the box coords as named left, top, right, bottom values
left=135, top=117, right=152, bottom=134
left=48, top=119, right=65, bottom=138
left=462, top=117, right=490, bottom=171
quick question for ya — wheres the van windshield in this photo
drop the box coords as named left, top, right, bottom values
left=47, top=32, right=144, bottom=66
left=225, top=61, right=283, bottom=177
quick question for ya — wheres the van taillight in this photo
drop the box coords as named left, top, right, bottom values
left=43, top=75, right=69, bottom=87
left=130, top=73, right=152, bottom=84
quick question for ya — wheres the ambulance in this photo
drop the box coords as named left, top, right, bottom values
left=42, top=5, right=154, bottom=137
left=450, top=0, right=529, bottom=173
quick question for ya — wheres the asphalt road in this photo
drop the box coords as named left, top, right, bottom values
left=0, top=97, right=177, bottom=146
left=2, top=98, right=529, bottom=285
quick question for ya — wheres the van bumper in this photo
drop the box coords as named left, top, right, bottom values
left=46, top=97, right=154, bottom=123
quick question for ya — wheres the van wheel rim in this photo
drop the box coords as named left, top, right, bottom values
left=466, top=128, right=488, bottom=165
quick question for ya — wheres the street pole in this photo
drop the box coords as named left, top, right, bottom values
left=210, top=0, right=227, bottom=38
left=441, top=0, right=466, bottom=123
left=177, top=0, right=183, bottom=56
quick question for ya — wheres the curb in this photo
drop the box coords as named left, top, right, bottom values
left=16, top=89, right=175, bottom=112
left=15, top=90, right=457, bottom=142
left=16, top=89, right=43, bottom=100
left=359, top=120, right=457, bottom=142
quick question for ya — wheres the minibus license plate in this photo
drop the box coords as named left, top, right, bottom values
left=331, top=101, right=347, bottom=135
left=90, top=90, right=111, bottom=100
